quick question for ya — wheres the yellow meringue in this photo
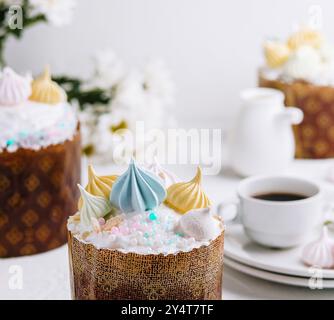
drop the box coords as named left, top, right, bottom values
left=287, top=29, right=324, bottom=50
left=78, top=165, right=118, bottom=210
left=165, top=167, right=211, bottom=214
left=29, top=66, right=66, bottom=104
left=264, top=41, right=291, bottom=68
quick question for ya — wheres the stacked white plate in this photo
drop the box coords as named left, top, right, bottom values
left=224, top=224, right=334, bottom=288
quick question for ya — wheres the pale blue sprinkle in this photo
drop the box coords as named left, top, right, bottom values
left=6, top=139, right=15, bottom=146
left=149, top=211, right=158, bottom=221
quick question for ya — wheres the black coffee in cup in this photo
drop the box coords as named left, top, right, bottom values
left=253, top=192, right=308, bottom=202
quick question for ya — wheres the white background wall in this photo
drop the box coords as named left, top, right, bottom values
left=5, top=0, right=334, bottom=125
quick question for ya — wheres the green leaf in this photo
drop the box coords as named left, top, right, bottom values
left=53, top=76, right=112, bottom=111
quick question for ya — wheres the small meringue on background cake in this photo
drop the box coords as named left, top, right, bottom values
left=0, top=66, right=81, bottom=258
left=67, top=160, right=224, bottom=300
left=259, top=27, right=334, bottom=159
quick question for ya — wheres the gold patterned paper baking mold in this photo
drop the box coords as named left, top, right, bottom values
left=259, top=71, right=334, bottom=159
left=68, top=226, right=224, bottom=300
left=0, top=128, right=81, bottom=258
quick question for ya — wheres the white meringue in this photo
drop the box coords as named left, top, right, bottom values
left=282, top=46, right=322, bottom=82
left=302, top=226, right=334, bottom=269
left=146, top=157, right=179, bottom=188
left=177, top=207, right=222, bottom=241
left=0, top=67, right=32, bottom=106
left=78, top=184, right=112, bottom=227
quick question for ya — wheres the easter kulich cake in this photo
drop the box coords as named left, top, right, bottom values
left=0, top=67, right=81, bottom=258
left=259, top=28, right=334, bottom=158
left=68, top=160, right=224, bottom=300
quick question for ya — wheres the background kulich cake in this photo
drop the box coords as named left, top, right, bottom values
left=68, top=228, right=224, bottom=300
left=68, top=161, right=224, bottom=300
left=260, top=28, right=334, bottom=159
left=0, top=130, right=81, bottom=257
left=0, top=67, right=81, bottom=257
left=259, top=74, right=334, bottom=159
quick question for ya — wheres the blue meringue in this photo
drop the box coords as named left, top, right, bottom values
left=110, top=159, right=167, bottom=213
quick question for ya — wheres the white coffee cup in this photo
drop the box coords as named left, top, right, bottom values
left=219, top=175, right=323, bottom=248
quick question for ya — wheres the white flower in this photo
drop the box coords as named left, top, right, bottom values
left=84, top=50, right=125, bottom=91
left=93, top=111, right=135, bottom=163
left=30, top=0, right=76, bottom=26
left=111, top=71, right=146, bottom=114
left=94, top=110, right=127, bottom=153
left=78, top=108, right=97, bottom=148
left=78, top=50, right=175, bottom=162
left=142, top=59, right=175, bottom=105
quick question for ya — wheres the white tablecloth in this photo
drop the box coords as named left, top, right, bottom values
left=1, top=160, right=334, bottom=300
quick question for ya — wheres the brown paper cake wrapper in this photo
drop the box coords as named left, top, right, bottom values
left=68, top=230, right=224, bottom=300
left=259, top=73, right=334, bottom=159
left=0, top=129, right=81, bottom=258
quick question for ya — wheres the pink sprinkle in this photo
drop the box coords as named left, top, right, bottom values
left=119, top=226, right=130, bottom=234
left=111, top=227, right=120, bottom=234
left=139, top=225, right=149, bottom=232
left=132, top=222, right=141, bottom=229
left=98, top=218, right=106, bottom=225
left=133, top=215, right=140, bottom=222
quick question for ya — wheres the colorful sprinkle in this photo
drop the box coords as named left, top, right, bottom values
left=1, top=104, right=77, bottom=152
left=111, top=227, right=120, bottom=234
left=19, top=131, right=28, bottom=138
left=6, top=139, right=15, bottom=146
left=149, top=211, right=158, bottom=221
left=167, top=239, right=175, bottom=245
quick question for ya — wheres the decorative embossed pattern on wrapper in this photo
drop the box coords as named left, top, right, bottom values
left=259, top=73, right=334, bottom=159
left=0, top=130, right=81, bottom=257
left=68, top=230, right=224, bottom=300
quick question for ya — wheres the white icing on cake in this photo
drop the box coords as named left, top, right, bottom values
left=68, top=204, right=224, bottom=255
left=0, top=100, right=77, bottom=152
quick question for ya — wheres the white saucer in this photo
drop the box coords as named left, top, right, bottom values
left=225, top=224, right=334, bottom=279
left=225, top=257, right=334, bottom=289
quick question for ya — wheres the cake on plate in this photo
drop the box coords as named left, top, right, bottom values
left=259, top=28, right=334, bottom=158
left=0, top=67, right=81, bottom=257
left=68, top=160, right=224, bottom=300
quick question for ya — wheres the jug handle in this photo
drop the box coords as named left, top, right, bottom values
left=277, top=107, right=304, bottom=125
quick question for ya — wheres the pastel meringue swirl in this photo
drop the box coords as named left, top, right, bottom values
left=302, top=226, right=334, bottom=269
left=177, top=208, right=221, bottom=241
left=110, top=159, right=167, bottom=213
left=78, top=165, right=118, bottom=210
left=29, top=66, right=66, bottom=104
left=0, top=67, right=32, bottom=106
left=146, top=157, right=179, bottom=188
left=78, top=184, right=112, bottom=227
left=165, top=167, right=211, bottom=214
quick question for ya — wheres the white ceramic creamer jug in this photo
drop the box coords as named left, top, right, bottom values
left=230, top=88, right=304, bottom=177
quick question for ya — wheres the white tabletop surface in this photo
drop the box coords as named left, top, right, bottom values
left=1, top=159, right=334, bottom=300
